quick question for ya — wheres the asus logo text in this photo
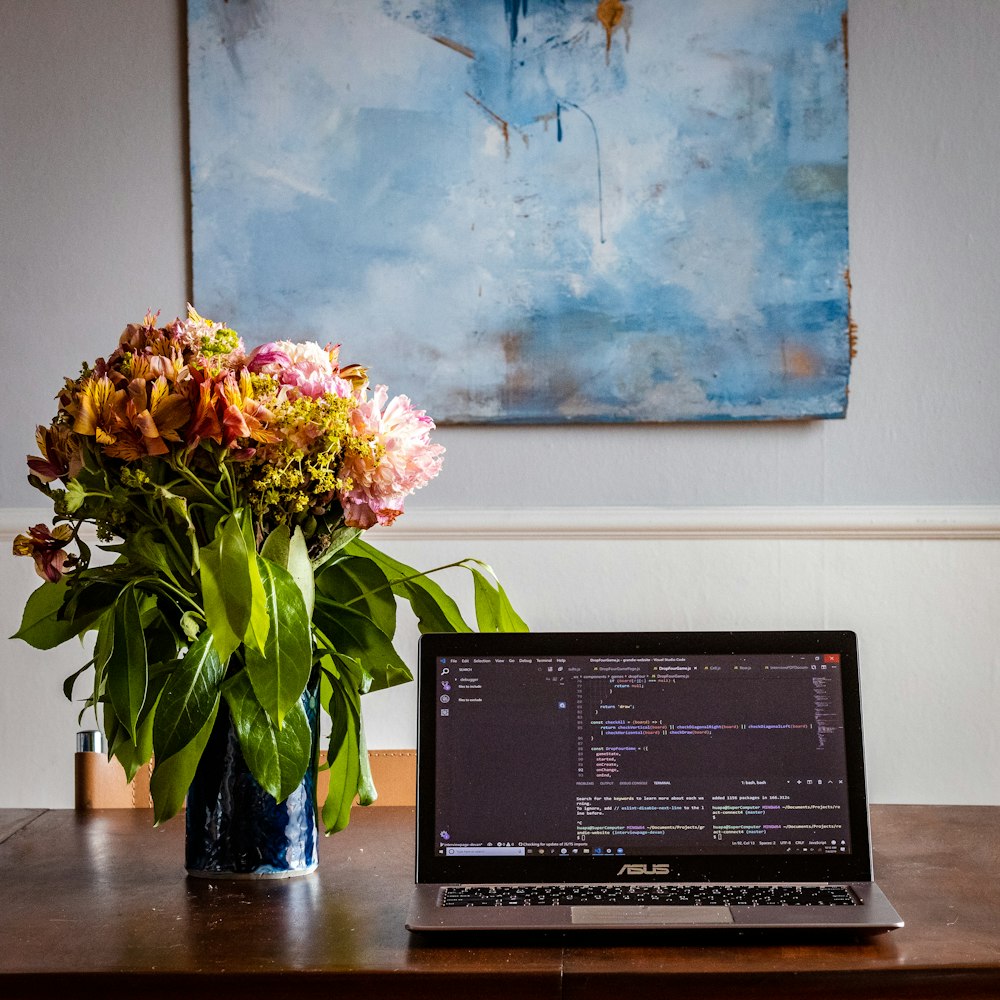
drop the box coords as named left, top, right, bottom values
left=616, top=863, right=672, bottom=876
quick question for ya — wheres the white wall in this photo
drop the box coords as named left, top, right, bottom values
left=1, top=0, right=998, bottom=808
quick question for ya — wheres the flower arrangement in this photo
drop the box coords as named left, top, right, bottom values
left=13, top=307, right=525, bottom=829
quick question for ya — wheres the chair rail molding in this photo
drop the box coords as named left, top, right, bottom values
left=4, top=505, right=1000, bottom=543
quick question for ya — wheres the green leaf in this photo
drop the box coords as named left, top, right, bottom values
left=63, top=576, right=128, bottom=631
left=105, top=589, right=148, bottom=743
left=312, top=599, right=412, bottom=693
left=11, top=579, right=78, bottom=649
left=311, top=525, right=362, bottom=572
left=150, top=696, right=220, bottom=825
left=119, top=527, right=179, bottom=585
left=91, top=608, right=114, bottom=711
left=111, top=673, right=164, bottom=782
left=102, top=699, right=123, bottom=761
left=495, top=579, right=528, bottom=632
left=199, top=511, right=269, bottom=659
left=223, top=671, right=312, bottom=802
left=356, top=700, right=376, bottom=807
left=261, top=524, right=315, bottom=618
left=138, top=599, right=184, bottom=667
left=244, top=556, right=313, bottom=728
left=153, top=483, right=200, bottom=573
left=152, top=629, right=226, bottom=762
left=341, top=539, right=472, bottom=633
left=62, top=660, right=93, bottom=702
left=316, top=556, right=396, bottom=638
left=471, top=568, right=500, bottom=632
left=180, top=611, right=202, bottom=641
left=468, top=561, right=529, bottom=633
left=240, top=510, right=269, bottom=651
left=321, top=666, right=364, bottom=833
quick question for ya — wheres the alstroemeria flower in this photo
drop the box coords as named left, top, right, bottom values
left=72, top=376, right=127, bottom=446
left=27, top=423, right=83, bottom=484
left=185, top=374, right=224, bottom=451
left=115, top=376, right=191, bottom=460
left=338, top=386, right=444, bottom=528
left=12, top=523, right=75, bottom=582
left=124, top=347, right=185, bottom=384
left=218, top=370, right=280, bottom=449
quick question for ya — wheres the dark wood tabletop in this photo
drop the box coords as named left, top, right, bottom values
left=1, top=804, right=997, bottom=999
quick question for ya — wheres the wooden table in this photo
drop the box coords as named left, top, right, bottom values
left=0, top=805, right=997, bottom=999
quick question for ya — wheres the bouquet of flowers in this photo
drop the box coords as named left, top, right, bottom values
left=13, top=307, right=525, bottom=829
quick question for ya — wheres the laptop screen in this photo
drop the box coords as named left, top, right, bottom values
left=416, top=632, right=874, bottom=885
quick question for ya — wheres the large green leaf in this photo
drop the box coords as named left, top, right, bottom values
left=11, top=579, right=82, bottom=649
left=316, top=555, right=396, bottom=638
left=150, top=696, right=220, bottom=825
left=312, top=599, right=412, bottom=692
left=110, top=672, right=165, bottom=782
left=199, top=511, right=269, bottom=659
left=318, top=649, right=371, bottom=755
left=151, top=629, right=226, bottom=762
left=223, top=671, right=312, bottom=802
left=342, top=539, right=471, bottom=633
left=243, top=556, right=313, bottom=728
left=261, top=524, right=315, bottom=618
left=104, top=589, right=148, bottom=743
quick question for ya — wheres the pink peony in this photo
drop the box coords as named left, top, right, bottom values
left=249, top=340, right=353, bottom=400
left=339, top=386, right=445, bottom=528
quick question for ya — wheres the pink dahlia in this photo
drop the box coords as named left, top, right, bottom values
left=339, top=386, right=445, bottom=528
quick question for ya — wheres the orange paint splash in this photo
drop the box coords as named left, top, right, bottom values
left=597, top=0, right=627, bottom=60
left=432, top=35, right=475, bottom=60
left=782, top=344, right=821, bottom=379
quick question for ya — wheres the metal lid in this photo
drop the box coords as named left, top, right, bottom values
left=76, top=730, right=105, bottom=753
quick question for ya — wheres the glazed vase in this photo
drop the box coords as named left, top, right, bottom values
left=185, top=681, right=320, bottom=879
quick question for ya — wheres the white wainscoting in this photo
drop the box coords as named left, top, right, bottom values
left=3, top=506, right=998, bottom=808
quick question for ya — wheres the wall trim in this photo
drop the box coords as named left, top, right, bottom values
left=4, top=505, right=1000, bottom=543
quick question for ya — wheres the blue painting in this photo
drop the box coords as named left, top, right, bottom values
left=188, top=0, right=850, bottom=423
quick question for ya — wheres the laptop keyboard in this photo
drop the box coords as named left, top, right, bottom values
left=441, top=884, right=859, bottom=907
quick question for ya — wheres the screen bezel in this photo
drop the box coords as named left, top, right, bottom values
left=415, top=630, right=873, bottom=885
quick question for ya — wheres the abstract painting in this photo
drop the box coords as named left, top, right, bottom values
left=188, top=0, right=850, bottom=423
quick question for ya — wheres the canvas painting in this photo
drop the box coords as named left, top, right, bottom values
left=188, top=0, right=850, bottom=423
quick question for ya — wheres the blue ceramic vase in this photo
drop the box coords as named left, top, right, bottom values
left=185, top=681, right=320, bottom=879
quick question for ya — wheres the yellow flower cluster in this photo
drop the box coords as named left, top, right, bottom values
left=236, top=391, right=355, bottom=542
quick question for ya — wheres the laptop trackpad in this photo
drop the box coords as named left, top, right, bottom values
left=571, top=905, right=734, bottom=926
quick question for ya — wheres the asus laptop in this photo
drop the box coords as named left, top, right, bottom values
left=407, top=630, right=903, bottom=933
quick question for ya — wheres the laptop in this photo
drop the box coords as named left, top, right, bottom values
left=406, top=630, right=903, bottom=933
